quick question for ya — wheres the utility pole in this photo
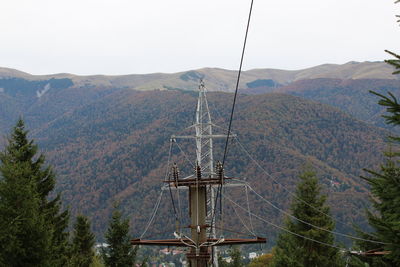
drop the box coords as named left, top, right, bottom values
left=132, top=81, right=266, bottom=267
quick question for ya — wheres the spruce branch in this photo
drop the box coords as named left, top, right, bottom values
left=384, top=50, right=400, bottom=75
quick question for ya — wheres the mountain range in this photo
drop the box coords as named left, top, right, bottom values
left=0, top=61, right=398, bottom=92
left=0, top=61, right=399, bottom=245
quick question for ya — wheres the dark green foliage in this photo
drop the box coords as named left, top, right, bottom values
left=353, top=17, right=400, bottom=263
left=0, top=157, right=51, bottom=266
left=349, top=227, right=393, bottom=266
left=355, top=154, right=400, bottom=265
left=272, top=170, right=342, bottom=267
left=0, top=119, right=69, bottom=266
left=102, top=206, right=137, bottom=267
left=369, top=90, right=400, bottom=132
left=71, top=215, right=95, bottom=267
left=385, top=50, right=400, bottom=75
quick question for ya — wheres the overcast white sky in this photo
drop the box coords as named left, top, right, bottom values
left=1, top=0, right=399, bottom=75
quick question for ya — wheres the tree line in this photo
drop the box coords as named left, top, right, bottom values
left=0, top=119, right=139, bottom=267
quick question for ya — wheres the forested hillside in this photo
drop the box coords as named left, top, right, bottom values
left=0, top=65, right=395, bottom=245
left=4, top=89, right=384, bottom=245
left=277, top=78, right=400, bottom=132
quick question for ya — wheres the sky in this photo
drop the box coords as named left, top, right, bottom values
left=1, top=0, right=399, bottom=75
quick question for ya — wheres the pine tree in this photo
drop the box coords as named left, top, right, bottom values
left=102, top=206, right=137, bottom=267
left=71, top=215, right=96, bottom=267
left=272, top=169, right=342, bottom=267
left=385, top=50, right=400, bottom=75
left=0, top=154, right=51, bottom=266
left=354, top=96, right=400, bottom=265
left=354, top=4, right=400, bottom=261
left=0, top=119, right=69, bottom=266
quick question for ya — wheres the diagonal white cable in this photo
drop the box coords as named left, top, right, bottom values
left=230, top=200, right=256, bottom=236
left=140, top=189, right=164, bottom=239
left=247, top=184, right=391, bottom=245
left=140, top=139, right=174, bottom=239
left=223, top=193, right=345, bottom=250
left=234, top=136, right=353, bottom=227
left=245, top=185, right=255, bottom=234
left=174, top=140, right=195, bottom=168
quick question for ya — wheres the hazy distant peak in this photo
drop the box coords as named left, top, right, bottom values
left=0, top=61, right=397, bottom=92
left=0, top=67, right=33, bottom=78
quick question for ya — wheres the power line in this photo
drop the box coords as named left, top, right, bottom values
left=246, top=184, right=391, bottom=245
left=222, top=0, right=254, bottom=167
left=174, top=139, right=195, bottom=168
left=223, top=193, right=345, bottom=251
left=209, top=90, right=388, bottom=245
left=167, top=141, right=180, bottom=225
left=140, top=139, right=174, bottom=239
left=229, top=199, right=256, bottom=236
left=233, top=136, right=354, bottom=228
left=140, top=189, right=164, bottom=239
left=211, top=0, right=255, bottom=242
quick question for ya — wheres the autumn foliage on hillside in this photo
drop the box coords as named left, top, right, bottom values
left=15, top=89, right=386, bottom=244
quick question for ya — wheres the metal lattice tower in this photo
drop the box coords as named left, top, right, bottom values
left=132, top=81, right=266, bottom=267
left=195, top=80, right=218, bottom=267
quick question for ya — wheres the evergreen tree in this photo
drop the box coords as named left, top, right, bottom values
left=354, top=95, right=400, bottom=265
left=385, top=50, right=400, bottom=75
left=0, top=153, right=51, bottom=266
left=71, top=215, right=96, bottom=267
left=360, top=157, right=400, bottom=265
left=354, top=4, right=400, bottom=261
left=0, top=119, right=69, bottom=266
left=102, top=206, right=137, bottom=267
left=272, top=169, right=342, bottom=267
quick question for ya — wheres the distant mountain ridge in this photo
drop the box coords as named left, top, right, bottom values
left=0, top=61, right=398, bottom=92
left=1, top=61, right=399, bottom=138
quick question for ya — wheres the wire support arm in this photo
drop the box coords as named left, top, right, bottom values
left=131, top=237, right=266, bottom=247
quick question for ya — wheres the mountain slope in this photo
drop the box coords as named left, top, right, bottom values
left=275, top=78, right=400, bottom=132
left=25, top=90, right=389, bottom=243
left=0, top=63, right=396, bottom=245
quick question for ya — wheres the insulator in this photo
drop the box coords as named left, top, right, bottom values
left=196, top=163, right=202, bottom=180
left=216, top=161, right=224, bottom=183
left=172, top=163, right=179, bottom=180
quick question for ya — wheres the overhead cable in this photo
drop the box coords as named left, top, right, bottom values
left=222, top=0, right=254, bottom=166
left=211, top=0, right=255, bottom=242
left=223, top=193, right=345, bottom=250
left=234, top=136, right=353, bottom=227
left=140, top=189, right=164, bottom=238
left=247, top=184, right=391, bottom=245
